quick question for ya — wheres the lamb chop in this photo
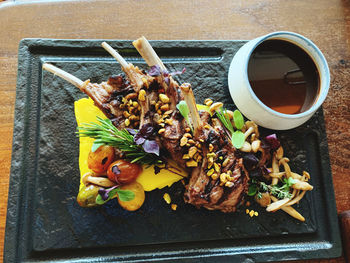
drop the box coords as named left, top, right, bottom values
left=44, top=39, right=189, bottom=168
left=180, top=83, right=249, bottom=212
left=131, top=37, right=189, bottom=169
left=42, top=63, right=142, bottom=129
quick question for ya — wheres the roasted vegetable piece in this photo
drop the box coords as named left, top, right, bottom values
left=77, top=184, right=100, bottom=207
left=88, top=145, right=115, bottom=174
left=117, top=182, right=145, bottom=211
left=107, top=160, right=142, bottom=184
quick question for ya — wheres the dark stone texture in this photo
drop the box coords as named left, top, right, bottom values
left=4, top=39, right=341, bottom=262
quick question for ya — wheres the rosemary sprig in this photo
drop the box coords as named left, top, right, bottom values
left=77, top=117, right=162, bottom=165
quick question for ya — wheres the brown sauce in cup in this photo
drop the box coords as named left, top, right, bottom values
left=248, top=40, right=320, bottom=114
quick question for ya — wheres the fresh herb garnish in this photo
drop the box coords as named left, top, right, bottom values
left=248, top=178, right=296, bottom=200
left=133, top=123, right=160, bottom=156
left=77, top=117, right=162, bottom=165
left=176, top=101, right=192, bottom=130
left=215, top=108, right=245, bottom=148
left=96, top=186, right=135, bottom=204
left=216, top=108, right=234, bottom=135
left=232, top=130, right=245, bottom=149
left=233, top=110, right=244, bottom=130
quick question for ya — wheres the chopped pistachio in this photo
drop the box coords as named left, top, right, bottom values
left=180, top=137, right=188, bottom=147
left=211, top=173, right=219, bottom=180
left=214, top=163, right=221, bottom=173
left=160, top=104, right=169, bottom=111
left=163, top=193, right=171, bottom=204
left=165, top=118, right=173, bottom=125
left=207, top=168, right=214, bottom=176
left=220, top=173, right=228, bottom=184
left=188, top=139, right=195, bottom=145
left=159, top=94, right=170, bottom=103
left=186, top=160, right=198, bottom=167
left=182, top=154, right=190, bottom=159
left=188, top=146, right=198, bottom=158
left=184, top=133, right=192, bottom=138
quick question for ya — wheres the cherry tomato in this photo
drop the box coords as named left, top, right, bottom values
left=118, top=182, right=145, bottom=211
left=107, top=159, right=142, bottom=184
left=88, top=145, right=115, bottom=174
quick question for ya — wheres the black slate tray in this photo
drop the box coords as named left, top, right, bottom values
left=4, top=39, right=342, bottom=262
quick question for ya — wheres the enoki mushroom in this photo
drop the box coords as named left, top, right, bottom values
left=259, top=145, right=313, bottom=221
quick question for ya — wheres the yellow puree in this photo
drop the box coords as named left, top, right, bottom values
left=74, top=98, right=191, bottom=192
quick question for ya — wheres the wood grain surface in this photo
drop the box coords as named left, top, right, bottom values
left=0, top=0, right=349, bottom=262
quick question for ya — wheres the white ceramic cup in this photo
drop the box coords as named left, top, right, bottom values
left=228, top=31, right=330, bottom=130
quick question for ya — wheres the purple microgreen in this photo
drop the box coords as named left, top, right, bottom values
left=264, top=134, right=281, bottom=150
left=142, top=140, right=160, bottom=156
left=262, top=166, right=271, bottom=175
left=134, top=134, right=146, bottom=145
left=148, top=65, right=161, bottom=76
left=134, top=123, right=155, bottom=145
left=164, top=77, right=170, bottom=86
left=96, top=186, right=135, bottom=204
left=170, top=67, right=186, bottom=76
left=139, top=123, right=155, bottom=139
left=162, top=70, right=169, bottom=77
left=126, top=128, right=138, bottom=135
left=98, top=185, right=119, bottom=202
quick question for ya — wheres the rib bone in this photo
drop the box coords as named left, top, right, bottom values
left=179, top=83, right=202, bottom=137
left=43, top=63, right=84, bottom=89
left=101, top=42, right=145, bottom=92
left=102, top=42, right=153, bottom=128
left=132, top=36, right=181, bottom=110
left=101, top=42, right=128, bottom=68
left=133, top=36, right=166, bottom=71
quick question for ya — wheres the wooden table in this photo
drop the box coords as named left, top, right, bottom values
left=0, top=0, right=349, bottom=262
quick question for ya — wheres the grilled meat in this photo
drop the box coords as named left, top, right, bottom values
left=43, top=37, right=249, bottom=213
left=79, top=75, right=138, bottom=128
left=180, top=83, right=249, bottom=212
